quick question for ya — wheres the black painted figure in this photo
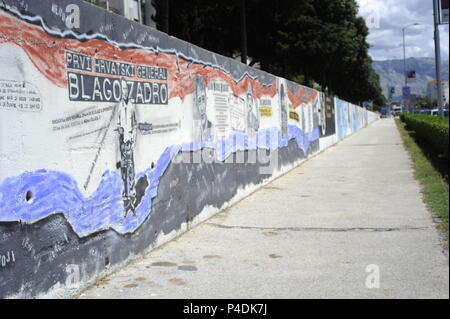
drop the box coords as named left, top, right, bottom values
left=319, top=92, right=327, bottom=136
left=312, top=95, right=320, bottom=129
left=194, top=75, right=213, bottom=142
left=246, top=85, right=259, bottom=137
left=117, top=78, right=137, bottom=217
left=279, top=83, right=288, bottom=137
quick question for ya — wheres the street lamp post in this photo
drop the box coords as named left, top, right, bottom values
left=240, top=0, right=248, bottom=64
left=433, top=0, right=445, bottom=117
left=402, top=23, right=420, bottom=112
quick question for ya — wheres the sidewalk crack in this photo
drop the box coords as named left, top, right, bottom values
left=205, top=223, right=431, bottom=233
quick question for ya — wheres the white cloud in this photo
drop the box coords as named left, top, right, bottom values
left=356, top=0, right=449, bottom=61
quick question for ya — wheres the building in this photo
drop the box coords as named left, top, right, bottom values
left=87, top=0, right=156, bottom=27
left=426, top=80, right=449, bottom=106
left=405, top=93, right=422, bottom=110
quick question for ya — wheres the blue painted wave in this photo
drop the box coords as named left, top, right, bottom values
left=352, top=106, right=361, bottom=133
left=0, top=125, right=318, bottom=237
left=336, top=98, right=350, bottom=141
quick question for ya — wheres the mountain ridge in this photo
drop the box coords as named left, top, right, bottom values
left=373, top=57, right=449, bottom=99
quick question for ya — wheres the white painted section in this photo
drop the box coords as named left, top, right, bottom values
left=319, top=134, right=339, bottom=151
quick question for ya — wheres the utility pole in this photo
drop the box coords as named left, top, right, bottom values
left=240, top=0, right=248, bottom=65
left=402, top=28, right=407, bottom=112
left=157, top=0, right=169, bottom=34
left=142, top=0, right=157, bottom=28
left=433, top=0, right=445, bottom=117
left=137, top=0, right=143, bottom=24
left=402, top=29, right=407, bottom=90
left=402, top=23, right=419, bottom=113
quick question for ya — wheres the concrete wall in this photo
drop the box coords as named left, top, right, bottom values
left=0, top=0, right=379, bottom=298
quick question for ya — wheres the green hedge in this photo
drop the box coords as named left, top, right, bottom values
left=400, top=113, right=449, bottom=158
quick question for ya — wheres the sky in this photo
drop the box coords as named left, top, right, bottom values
left=356, top=0, right=449, bottom=61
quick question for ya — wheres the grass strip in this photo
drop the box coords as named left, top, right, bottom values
left=395, top=119, right=449, bottom=247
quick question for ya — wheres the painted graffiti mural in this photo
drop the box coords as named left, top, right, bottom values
left=0, top=0, right=378, bottom=298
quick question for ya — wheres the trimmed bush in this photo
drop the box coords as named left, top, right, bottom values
left=400, top=113, right=449, bottom=158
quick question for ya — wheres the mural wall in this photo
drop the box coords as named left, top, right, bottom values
left=0, top=0, right=378, bottom=298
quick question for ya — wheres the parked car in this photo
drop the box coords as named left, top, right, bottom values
left=431, top=108, right=450, bottom=117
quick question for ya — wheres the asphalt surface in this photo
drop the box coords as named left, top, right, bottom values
left=78, top=119, right=449, bottom=299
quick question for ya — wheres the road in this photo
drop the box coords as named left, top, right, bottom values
left=78, top=119, right=449, bottom=299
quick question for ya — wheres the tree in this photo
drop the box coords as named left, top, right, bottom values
left=154, top=0, right=385, bottom=106
left=152, top=0, right=169, bottom=33
left=416, top=96, right=438, bottom=109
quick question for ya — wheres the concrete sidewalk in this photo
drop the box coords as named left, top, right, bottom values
left=78, top=119, right=449, bottom=299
